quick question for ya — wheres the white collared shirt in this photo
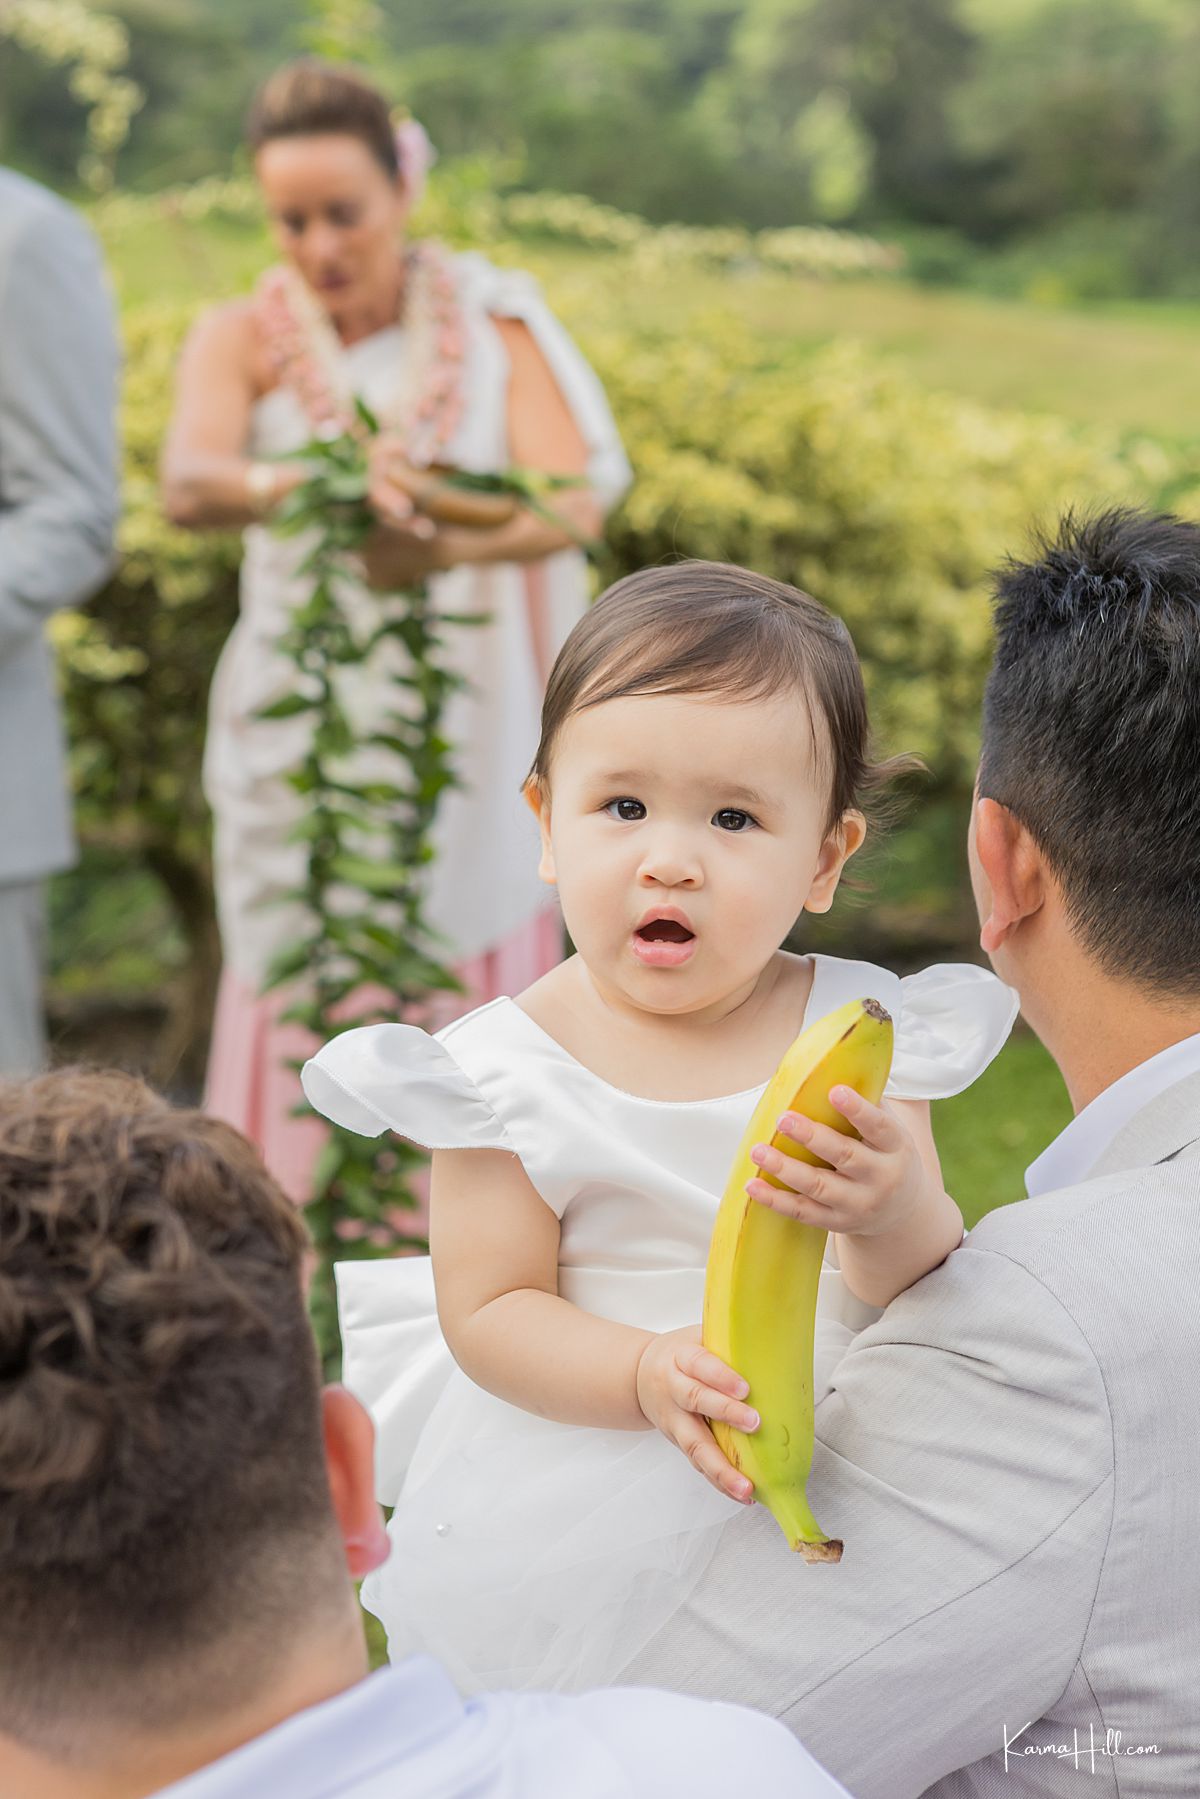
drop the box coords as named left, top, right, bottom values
left=154, top=1657, right=849, bottom=1799
left=1025, top=1029, right=1200, bottom=1198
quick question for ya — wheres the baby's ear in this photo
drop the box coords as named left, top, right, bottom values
left=524, top=779, right=557, bottom=886
left=804, top=810, right=866, bottom=915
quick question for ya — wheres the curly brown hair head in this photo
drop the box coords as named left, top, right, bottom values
left=0, top=1069, right=340, bottom=1751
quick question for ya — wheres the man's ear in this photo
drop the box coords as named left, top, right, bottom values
left=523, top=777, right=557, bottom=886
left=803, top=811, right=867, bottom=915
left=973, top=797, right=1044, bottom=954
left=322, top=1386, right=389, bottom=1580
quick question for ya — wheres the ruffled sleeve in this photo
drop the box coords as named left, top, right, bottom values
left=453, top=250, right=633, bottom=512
left=887, top=962, right=1020, bottom=1101
left=300, top=1023, right=513, bottom=1151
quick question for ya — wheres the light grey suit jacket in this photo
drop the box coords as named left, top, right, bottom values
left=0, top=168, right=119, bottom=883
left=622, top=1071, right=1200, bottom=1796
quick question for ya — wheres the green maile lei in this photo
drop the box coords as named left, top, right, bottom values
left=252, top=246, right=584, bottom=1360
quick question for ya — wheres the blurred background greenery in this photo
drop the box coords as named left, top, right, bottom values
left=4, top=0, right=1195, bottom=1217
left=9, top=0, right=1200, bottom=302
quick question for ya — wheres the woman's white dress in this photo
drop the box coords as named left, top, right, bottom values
left=302, top=953, right=1018, bottom=1695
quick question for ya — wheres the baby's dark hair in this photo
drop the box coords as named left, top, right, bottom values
left=529, top=561, right=912, bottom=831
left=980, top=507, right=1200, bottom=996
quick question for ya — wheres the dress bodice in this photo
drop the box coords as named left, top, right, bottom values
left=248, top=323, right=409, bottom=457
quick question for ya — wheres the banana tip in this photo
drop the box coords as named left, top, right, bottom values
left=795, top=1537, right=844, bottom=1564
left=862, top=998, right=891, bottom=1025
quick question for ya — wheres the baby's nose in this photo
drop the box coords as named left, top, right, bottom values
left=637, top=840, right=703, bottom=887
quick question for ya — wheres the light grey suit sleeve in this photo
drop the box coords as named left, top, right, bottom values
left=0, top=200, right=120, bottom=654
left=622, top=1244, right=1114, bottom=1799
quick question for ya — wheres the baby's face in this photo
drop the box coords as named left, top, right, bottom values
left=533, top=688, right=862, bottom=1019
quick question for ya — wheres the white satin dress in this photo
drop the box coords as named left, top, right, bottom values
left=301, top=954, right=1018, bottom=1696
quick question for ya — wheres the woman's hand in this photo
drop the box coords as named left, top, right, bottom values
left=366, top=433, right=433, bottom=529
left=635, top=1324, right=759, bottom=1504
left=746, top=1089, right=934, bottom=1239
left=354, top=517, right=444, bottom=590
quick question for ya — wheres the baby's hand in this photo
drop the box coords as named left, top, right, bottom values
left=746, top=1086, right=931, bottom=1239
left=635, top=1325, right=759, bottom=1505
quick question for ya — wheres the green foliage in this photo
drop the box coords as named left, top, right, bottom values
left=257, top=424, right=463, bottom=1353
left=299, top=0, right=386, bottom=65
left=0, top=0, right=143, bottom=190
left=51, top=299, right=238, bottom=1082
left=587, top=319, right=1153, bottom=787
left=934, top=1028, right=1072, bottom=1228
left=18, top=0, right=1200, bottom=295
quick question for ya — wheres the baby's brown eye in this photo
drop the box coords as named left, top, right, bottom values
left=605, top=798, right=646, bottom=822
left=713, top=809, right=754, bottom=832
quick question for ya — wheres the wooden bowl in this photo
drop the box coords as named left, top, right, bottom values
left=389, top=462, right=519, bottom=529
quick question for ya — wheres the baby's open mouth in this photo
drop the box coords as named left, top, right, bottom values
left=635, top=919, right=695, bottom=944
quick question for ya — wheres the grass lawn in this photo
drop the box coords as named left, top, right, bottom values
left=362, top=1605, right=388, bottom=1671
left=636, top=271, right=1200, bottom=445
left=934, top=1026, right=1072, bottom=1229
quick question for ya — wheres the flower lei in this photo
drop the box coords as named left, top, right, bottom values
left=254, top=240, right=474, bottom=1364
left=255, top=238, right=466, bottom=458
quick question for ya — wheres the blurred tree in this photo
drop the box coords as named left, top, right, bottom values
left=0, top=0, right=142, bottom=190
left=952, top=0, right=1171, bottom=233
left=301, top=0, right=386, bottom=64
left=712, top=0, right=976, bottom=225
left=15, top=0, right=1200, bottom=293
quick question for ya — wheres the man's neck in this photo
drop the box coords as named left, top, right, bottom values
left=0, top=1624, right=369, bottom=1799
left=1023, top=947, right=1200, bottom=1116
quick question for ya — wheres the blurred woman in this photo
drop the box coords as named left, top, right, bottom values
left=162, top=60, right=630, bottom=1200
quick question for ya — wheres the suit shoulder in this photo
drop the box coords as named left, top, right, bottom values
left=0, top=170, right=92, bottom=249
left=968, top=1157, right=1199, bottom=1263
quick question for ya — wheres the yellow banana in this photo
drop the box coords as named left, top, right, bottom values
left=702, top=996, right=894, bottom=1559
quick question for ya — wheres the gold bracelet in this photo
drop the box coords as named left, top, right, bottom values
left=244, top=460, right=280, bottom=516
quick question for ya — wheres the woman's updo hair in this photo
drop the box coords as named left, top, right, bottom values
left=528, top=561, right=917, bottom=832
left=246, top=59, right=399, bottom=177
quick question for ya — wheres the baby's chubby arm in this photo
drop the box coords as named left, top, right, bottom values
left=745, top=1093, right=964, bottom=1308
left=430, top=1147, right=760, bottom=1500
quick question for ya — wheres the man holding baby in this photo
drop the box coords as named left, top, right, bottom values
left=625, top=507, right=1200, bottom=1794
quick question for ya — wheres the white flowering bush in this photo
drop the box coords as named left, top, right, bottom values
left=495, top=191, right=902, bottom=279
left=92, top=171, right=903, bottom=281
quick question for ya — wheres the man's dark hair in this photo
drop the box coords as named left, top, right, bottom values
left=980, top=507, right=1200, bottom=995
left=0, top=1070, right=337, bottom=1752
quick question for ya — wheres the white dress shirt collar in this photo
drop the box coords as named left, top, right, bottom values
left=1025, top=1029, right=1200, bottom=1198
left=156, top=1661, right=463, bottom=1799
left=153, top=1653, right=847, bottom=1799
